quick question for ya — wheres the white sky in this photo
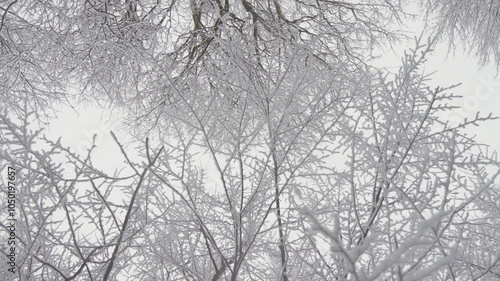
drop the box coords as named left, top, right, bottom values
left=46, top=104, right=135, bottom=173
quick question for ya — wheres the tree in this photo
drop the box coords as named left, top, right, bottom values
left=1, top=1, right=500, bottom=281
left=0, top=0, right=408, bottom=115
left=422, top=0, right=500, bottom=67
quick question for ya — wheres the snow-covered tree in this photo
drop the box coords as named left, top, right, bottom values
left=1, top=1, right=500, bottom=280
left=423, top=0, right=500, bottom=67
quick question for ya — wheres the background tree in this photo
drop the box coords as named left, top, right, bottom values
left=1, top=1, right=500, bottom=281
left=422, top=0, right=500, bottom=68
left=0, top=0, right=408, bottom=116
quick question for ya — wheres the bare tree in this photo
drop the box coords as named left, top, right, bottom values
left=2, top=35, right=500, bottom=280
left=0, top=0, right=409, bottom=115
left=1, top=1, right=500, bottom=281
left=297, top=38, right=500, bottom=280
left=422, top=0, right=500, bottom=67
